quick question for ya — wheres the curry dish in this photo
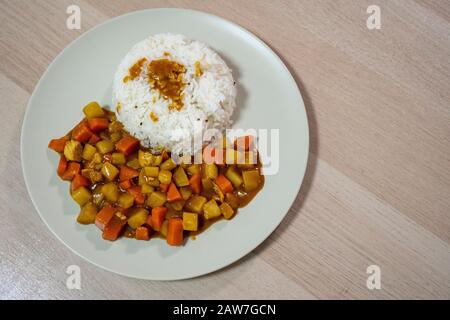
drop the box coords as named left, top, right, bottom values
left=48, top=102, right=264, bottom=246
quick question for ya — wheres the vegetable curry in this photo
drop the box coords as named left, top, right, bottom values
left=48, top=102, right=264, bottom=246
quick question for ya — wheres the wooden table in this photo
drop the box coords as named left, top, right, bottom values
left=1, top=0, right=449, bottom=299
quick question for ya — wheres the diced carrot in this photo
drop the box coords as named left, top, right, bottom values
left=234, top=135, right=254, bottom=151
left=202, top=145, right=224, bottom=165
left=62, top=162, right=81, bottom=181
left=135, top=226, right=151, bottom=240
left=119, top=166, right=139, bottom=181
left=128, top=186, right=145, bottom=205
left=95, top=206, right=117, bottom=231
left=189, top=173, right=202, bottom=194
left=57, top=155, right=68, bottom=177
left=167, top=183, right=182, bottom=202
left=115, top=135, right=139, bottom=156
left=103, top=153, right=112, bottom=162
left=71, top=120, right=93, bottom=142
left=119, top=179, right=132, bottom=190
left=102, top=215, right=127, bottom=241
left=159, top=183, right=169, bottom=192
left=48, top=137, right=67, bottom=153
left=215, top=174, right=233, bottom=193
left=150, top=207, right=167, bottom=231
left=87, top=118, right=109, bottom=133
left=88, top=134, right=101, bottom=144
left=71, top=174, right=89, bottom=192
left=145, top=214, right=154, bottom=229
left=167, top=218, right=184, bottom=246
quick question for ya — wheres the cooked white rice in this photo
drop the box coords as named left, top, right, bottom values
left=112, top=33, right=236, bottom=155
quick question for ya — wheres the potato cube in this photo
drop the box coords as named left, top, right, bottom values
left=146, top=191, right=167, bottom=208
left=225, top=192, right=239, bottom=209
left=204, top=163, right=218, bottom=179
left=77, top=202, right=98, bottom=224
left=201, top=178, right=213, bottom=191
left=118, top=193, right=134, bottom=209
left=82, top=144, right=97, bottom=161
left=225, top=166, right=243, bottom=188
left=127, top=158, right=140, bottom=169
left=173, top=166, right=190, bottom=187
left=203, top=199, right=221, bottom=220
left=185, top=195, right=207, bottom=213
left=83, top=102, right=105, bottom=119
left=71, top=186, right=91, bottom=206
left=152, top=154, right=163, bottom=166
left=101, top=162, right=119, bottom=181
left=160, top=158, right=177, bottom=170
left=110, top=132, right=122, bottom=143
left=180, top=186, right=192, bottom=200
left=127, top=208, right=149, bottom=229
left=96, top=140, right=114, bottom=154
left=158, top=169, right=172, bottom=185
left=242, top=170, right=261, bottom=192
left=186, top=164, right=200, bottom=175
left=138, top=150, right=153, bottom=167
left=182, top=212, right=198, bottom=231
left=220, top=202, right=234, bottom=219
left=141, top=184, right=154, bottom=194
left=111, top=152, right=126, bottom=165
left=160, top=220, right=169, bottom=238
left=101, top=182, right=119, bottom=203
left=144, top=166, right=159, bottom=178
left=64, top=140, right=82, bottom=162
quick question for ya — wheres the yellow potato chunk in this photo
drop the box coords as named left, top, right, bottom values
left=64, top=140, right=82, bottom=162
left=101, top=182, right=119, bottom=203
left=220, top=202, right=234, bottom=219
left=158, top=169, right=172, bottom=185
left=111, top=152, right=126, bottom=165
left=173, top=166, right=190, bottom=187
left=101, top=162, right=119, bottom=181
left=186, top=164, right=200, bottom=175
left=180, top=186, right=192, bottom=200
left=127, top=208, right=149, bottom=229
left=203, top=199, right=221, bottom=220
left=144, top=166, right=159, bottom=178
left=182, top=212, right=198, bottom=231
left=225, top=166, right=243, bottom=188
left=118, top=193, right=134, bottom=209
left=204, top=163, right=218, bottom=179
left=71, top=187, right=91, bottom=206
left=82, top=143, right=97, bottom=161
left=185, top=195, right=207, bottom=213
left=96, top=140, right=114, bottom=154
left=141, top=184, right=154, bottom=194
left=146, top=191, right=167, bottom=208
left=138, top=150, right=153, bottom=167
left=83, top=101, right=105, bottom=119
left=160, top=158, right=177, bottom=170
left=242, top=170, right=261, bottom=192
left=77, top=202, right=98, bottom=224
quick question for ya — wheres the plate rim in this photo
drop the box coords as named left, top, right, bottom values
left=20, top=7, right=310, bottom=280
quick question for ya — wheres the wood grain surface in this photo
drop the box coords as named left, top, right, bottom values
left=0, top=0, right=449, bottom=299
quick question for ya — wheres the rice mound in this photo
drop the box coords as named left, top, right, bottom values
left=112, top=33, right=236, bottom=155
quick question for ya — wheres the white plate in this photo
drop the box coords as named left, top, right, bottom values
left=21, top=8, right=309, bottom=280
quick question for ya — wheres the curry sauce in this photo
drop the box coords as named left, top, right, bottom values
left=48, top=102, right=264, bottom=246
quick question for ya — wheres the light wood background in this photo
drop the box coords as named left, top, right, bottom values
left=0, top=0, right=449, bottom=300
